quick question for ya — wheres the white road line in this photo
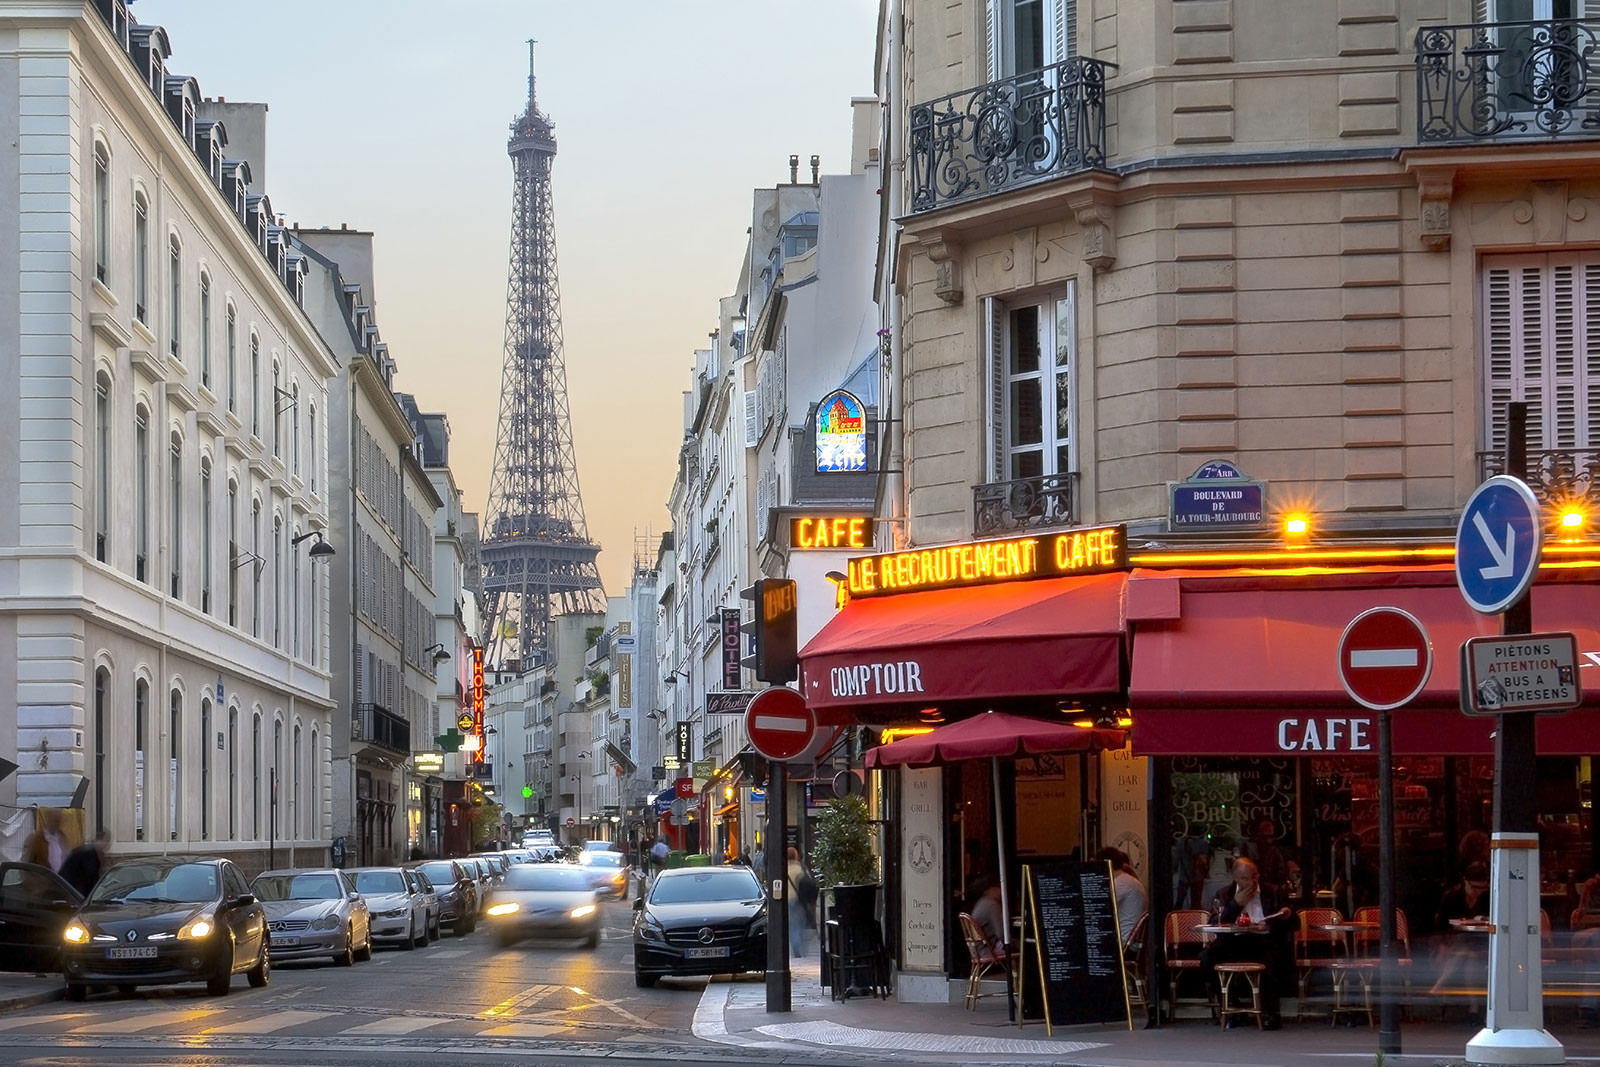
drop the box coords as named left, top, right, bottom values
left=338, top=1015, right=452, bottom=1036
left=199, top=1009, right=340, bottom=1034
left=75, top=1006, right=219, bottom=1033
left=0, top=1012, right=89, bottom=1031
left=479, top=1021, right=568, bottom=1037
left=755, top=1019, right=1108, bottom=1055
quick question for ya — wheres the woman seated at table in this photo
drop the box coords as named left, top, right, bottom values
left=1201, top=856, right=1294, bottom=1029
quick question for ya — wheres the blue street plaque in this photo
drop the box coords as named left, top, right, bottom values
left=1455, top=475, right=1542, bottom=615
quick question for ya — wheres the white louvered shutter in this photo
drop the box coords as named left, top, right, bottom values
left=743, top=390, right=758, bottom=447
left=984, top=297, right=1006, bottom=482
left=985, top=0, right=1002, bottom=81
left=1051, top=0, right=1076, bottom=64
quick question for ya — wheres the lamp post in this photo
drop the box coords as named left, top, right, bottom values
left=573, top=750, right=591, bottom=847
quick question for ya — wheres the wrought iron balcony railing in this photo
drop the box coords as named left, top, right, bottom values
left=1478, top=448, right=1600, bottom=515
left=352, top=702, right=410, bottom=756
left=973, top=472, right=1078, bottom=536
left=909, top=57, right=1114, bottom=214
left=1417, top=20, right=1600, bottom=143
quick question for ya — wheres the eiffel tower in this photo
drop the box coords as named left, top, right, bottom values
left=480, top=42, right=605, bottom=670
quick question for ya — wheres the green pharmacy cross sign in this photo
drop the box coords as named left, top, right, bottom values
left=435, top=729, right=465, bottom=753
left=521, top=785, right=534, bottom=799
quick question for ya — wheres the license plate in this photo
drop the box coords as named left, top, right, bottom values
left=107, top=946, right=158, bottom=960
left=274, top=936, right=299, bottom=946
left=684, top=945, right=729, bottom=959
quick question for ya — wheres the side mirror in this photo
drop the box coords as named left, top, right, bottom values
left=234, top=893, right=256, bottom=907
left=348, top=892, right=361, bottom=903
left=633, top=897, right=645, bottom=912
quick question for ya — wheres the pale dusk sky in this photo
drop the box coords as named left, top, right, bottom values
left=136, top=0, right=880, bottom=592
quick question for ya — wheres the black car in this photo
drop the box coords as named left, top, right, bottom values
left=0, top=862, right=83, bottom=972
left=632, top=866, right=767, bottom=987
left=410, top=859, right=476, bottom=934
left=61, top=856, right=268, bottom=999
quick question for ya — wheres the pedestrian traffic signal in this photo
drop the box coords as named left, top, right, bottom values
left=739, top=578, right=797, bottom=683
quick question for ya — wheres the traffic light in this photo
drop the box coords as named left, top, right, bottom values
left=739, top=577, right=798, bottom=683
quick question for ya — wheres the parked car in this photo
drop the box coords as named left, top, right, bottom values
left=470, top=853, right=510, bottom=883
left=632, top=866, right=767, bottom=988
left=576, top=850, right=632, bottom=900
left=461, top=857, right=495, bottom=913
left=349, top=867, right=429, bottom=949
left=410, top=859, right=476, bottom=934
left=583, top=840, right=620, bottom=853
left=250, top=868, right=372, bottom=966
left=0, top=861, right=83, bottom=972
left=404, top=867, right=441, bottom=941
left=61, top=856, right=268, bottom=999
left=482, top=864, right=602, bottom=949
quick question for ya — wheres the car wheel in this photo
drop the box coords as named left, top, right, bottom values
left=461, top=913, right=476, bottom=935
left=497, top=931, right=518, bottom=949
left=355, top=927, right=373, bottom=962
left=333, top=928, right=355, bottom=967
left=413, top=919, right=429, bottom=949
left=115, top=984, right=136, bottom=997
left=401, top=918, right=417, bottom=950
left=584, top=929, right=600, bottom=950
left=428, top=917, right=441, bottom=942
left=64, top=982, right=87, bottom=1002
left=247, top=940, right=270, bottom=988
left=635, top=970, right=658, bottom=988
left=207, top=941, right=234, bottom=996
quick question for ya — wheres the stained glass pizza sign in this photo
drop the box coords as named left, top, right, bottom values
left=815, top=389, right=866, bottom=473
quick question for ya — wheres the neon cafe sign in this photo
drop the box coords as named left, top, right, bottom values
left=791, top=515, right=870, bottom=550
left=845, top=524, right=1127, bottom=598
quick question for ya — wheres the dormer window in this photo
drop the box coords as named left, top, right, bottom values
left=95, top=0, right=131, bottom=47
left=265, top=226, right=285, bottom=274
left=284, top=253, right=306, bottom=304
left=196, top=120, right=227, bottom=188
left=342, top=284, right=361, bottom=316
left=245, top=194, right=272, bottom=253
left=163, top=76, right=197, bottom=147
left=128, top=24, right=170, bottom=97
left=221, top=158, right=251, bottom=220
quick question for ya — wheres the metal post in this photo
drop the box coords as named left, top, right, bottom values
left=1377, top=711, right=1400, bottom=1053
left=766, top=762, right=791, bottom=1011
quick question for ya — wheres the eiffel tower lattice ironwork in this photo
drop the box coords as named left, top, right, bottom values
left=480, top=42, right=604, bottom=669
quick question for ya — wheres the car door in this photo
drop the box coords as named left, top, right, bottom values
left=0, top=862, right=83, bottom=971
left=220, top=862, right=261, bottom=965
left=338, top=872, right=369, bottom=942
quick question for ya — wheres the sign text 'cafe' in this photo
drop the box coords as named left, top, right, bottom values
left=844, top=524, right=1127, bottom=598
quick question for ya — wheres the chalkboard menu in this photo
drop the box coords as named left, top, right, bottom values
left=1016, top=862, right=1130, bottom=1032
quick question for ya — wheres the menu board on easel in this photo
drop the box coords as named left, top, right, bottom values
left=1015, top=861, right=1130, bottom=1034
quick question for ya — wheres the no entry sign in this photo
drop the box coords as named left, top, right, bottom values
left=744, top=686, right=815, bottom=761
left=1338, top=607, right=1433, bottom=711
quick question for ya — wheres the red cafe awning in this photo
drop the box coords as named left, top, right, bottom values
left=799, top=571, right=1126, bottom=715
left=1127, top=565, right=1600, bottom=757
left=865, top=709, right=1125, bottom=768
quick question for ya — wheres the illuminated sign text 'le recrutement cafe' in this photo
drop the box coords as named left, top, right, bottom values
left=844, top=524, right=1127, bottom=598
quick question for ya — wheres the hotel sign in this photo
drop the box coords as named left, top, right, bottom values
left=844, top=524, right=1126, bottom=598
left=790, top=515, right=870, bottom=550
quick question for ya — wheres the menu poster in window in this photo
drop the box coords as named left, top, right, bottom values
left=1016, top=861, right=1130, bottom=1033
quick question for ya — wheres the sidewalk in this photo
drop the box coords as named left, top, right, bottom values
left=705, top=956, right=1600, bottom=1065
left=0, top=972, right=62, bottom=1013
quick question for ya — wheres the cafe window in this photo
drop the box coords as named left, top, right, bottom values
left=985, top=287, right=1077, bottom=484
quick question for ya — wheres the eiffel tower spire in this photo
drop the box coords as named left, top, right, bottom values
left=480, top=41, right=604, bottom=669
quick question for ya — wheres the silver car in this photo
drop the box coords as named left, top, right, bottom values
left=250, top=868, right=372, bottom=966
left=462, top=857, right=495, bottom=915
left=350, top=867, right=430, bottom=949
left=483, top=863, right=602, bottom=949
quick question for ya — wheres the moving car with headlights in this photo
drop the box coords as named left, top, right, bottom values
left=482, top=863, right=602, bottom=949
left=409, top=859, right=476, bottom=934
left=0, top=862, right=82, bottom=973
left=576, top=849, right=632, bottom=900
left=61, top=856, right=268, bottom=999
left=250, top=868, right=372, bottom=966
left=632, top=865, right=767, bottom=987
left=350, top=867, right=430, bottom=949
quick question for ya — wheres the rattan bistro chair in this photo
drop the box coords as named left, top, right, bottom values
left=1164, top=909, right=1211, bottom=1021
left=1295, top=907, right=1347, bottom=1021
left=959, top=912, right=1007, bottom=1010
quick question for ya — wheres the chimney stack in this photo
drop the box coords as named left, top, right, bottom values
left=810, top=154, right=820, bottom=184
left=789, top=154, right=799, bottom=183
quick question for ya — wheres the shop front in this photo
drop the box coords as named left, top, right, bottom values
left=1127, top=562, right=1600, bottom=1004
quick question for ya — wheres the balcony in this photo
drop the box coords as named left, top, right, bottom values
left=1417, top=20, right=1600, bottom=144
left=909, top=57, right=1114, bottom=215
left=1478, top=448, right=1600, bottom=514
left=352, top=702, right=410, bottom=756
left=973, top=472, right=1078, bottom=536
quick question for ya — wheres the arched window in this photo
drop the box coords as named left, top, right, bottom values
left=168, top=431, right=182, bottom=599
left=94, top=373, right=110, bottom=563
left=227, top=478, right=239, bottom=626
left=133, top=192, right=149, bottom=322
left=134, top=677, right=148, bottom=841
left=200, top=459, right=213, bottom=615
left=199, top=697, right=212, bottom=840
left=273, top=719, right=284, bottom=842
left=272, top=514, right=283, bottom=647
left=271, top=359, right=282, bottom=459
left=309, top=727, right=319, bottom=837
left=199, top=272, right=212, bottom=389
left=308, top=404, right=318, bottom=496
left=226, top=304, right=238, bottom=412
left=169, top=688, right=182, bottom=840
left=93, top=144, right=110, bottom=284
left=167, top=234, right=181, bottom=358
left=250, top=332, right=261, bottom=437
left=94, top=667, right=109, bottom=836
left=227, top=706, right=238, bottom=839
left=135, top=405, right=150, bottom=584
left=251, top=711, right=261, bottom=839
left=251, top=498, right=262, bottom=638
left=291, top=527, right=302, bottom=658
left=292, top=723, right=302, bottom=839
left=291, top=384, right=301, bottom=475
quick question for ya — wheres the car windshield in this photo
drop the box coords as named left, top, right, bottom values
left=418, top=863, right=456, bottom=885
left=503, top=866, right=594, bottom=892
left=650, top=870, right=761, bottom=904
left=354, top=871, right=405, bottom=895
left=89, top=862, right=219, bottom=904
left=579, top=852, right=624, bottom=869
left=252, top=873, right=344, bottom=901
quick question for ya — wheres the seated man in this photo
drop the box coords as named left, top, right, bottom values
left=1201, top=856, right=1293, bottom=1029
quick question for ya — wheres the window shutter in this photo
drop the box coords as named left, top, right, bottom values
left=985, top=0, right=1002, bottom=80
left=1052, top=0, right=1076, bottom=63
left=1474, top=0, right=1491, bottom=24
left=984, top=297, right=1006, bottom=482
left=354, top=642, right=366, bottom=703
left=743, top=390, right=758, bottom=447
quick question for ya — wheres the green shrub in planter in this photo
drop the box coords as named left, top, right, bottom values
left=813, top=794, right=877, bottom=887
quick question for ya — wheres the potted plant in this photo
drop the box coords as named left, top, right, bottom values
left=813, top=794, right=878, bottom=923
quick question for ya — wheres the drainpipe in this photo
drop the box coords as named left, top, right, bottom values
left=884, top=0, right=908, bottom=549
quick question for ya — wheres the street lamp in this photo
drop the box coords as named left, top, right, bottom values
left=573, top=750, right=591, bottom=845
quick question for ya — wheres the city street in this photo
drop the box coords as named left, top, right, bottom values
left=0, top=900, right=802, bottom=1067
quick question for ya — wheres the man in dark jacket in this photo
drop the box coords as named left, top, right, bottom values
left=58, top=830, right=110, bottom=896
left=1200, top=856, right=1294, bottom=1028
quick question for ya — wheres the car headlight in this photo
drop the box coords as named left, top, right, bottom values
left=179, top=917, right=213, bottom=939
left=312, top=912, right=341, bottom=931
left=636, top=914, right=667, bottom=943
left=63, top=922, right=89, bottom=944
left=486, top=902, right=520, bottom=917
left=379, top=908, right=407, bottom=918
left=569, top=904, right=596, bottom=920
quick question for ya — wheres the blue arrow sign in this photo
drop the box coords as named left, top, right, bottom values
left=1455, top=475, right=1542, bottom=615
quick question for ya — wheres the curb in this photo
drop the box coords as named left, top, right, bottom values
left=0, top=987, right=63, bottom=1013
